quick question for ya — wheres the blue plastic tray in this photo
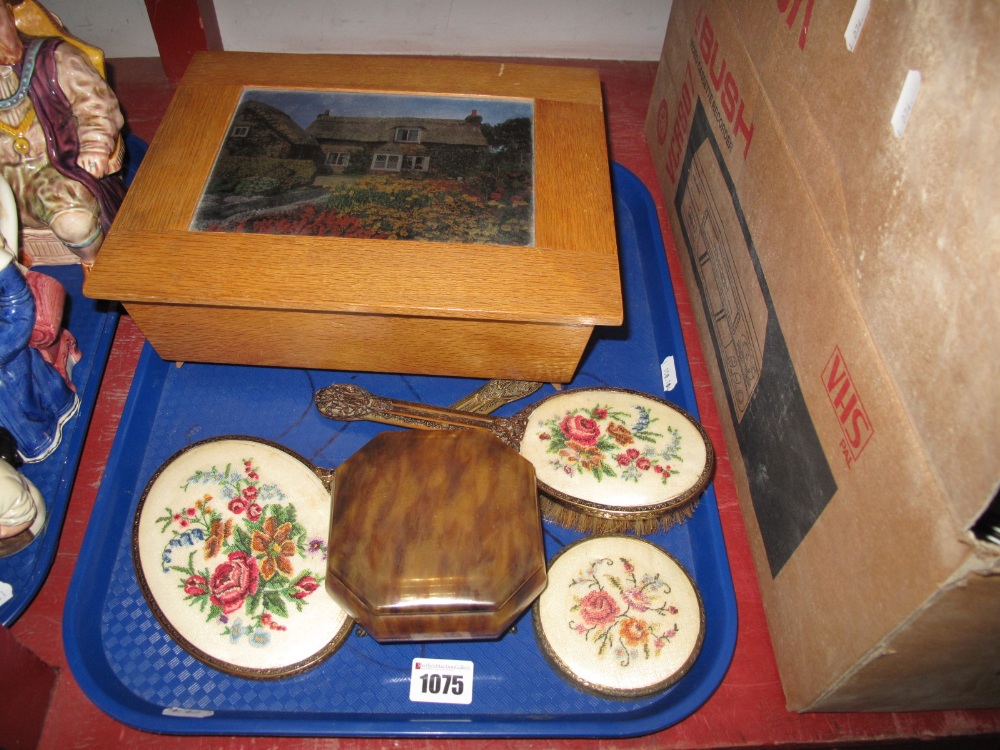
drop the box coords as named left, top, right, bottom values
left=63, top=164, right=737, bottom=738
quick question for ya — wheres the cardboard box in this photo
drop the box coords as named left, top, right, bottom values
left=646, top=0, right=1000, bottom=711
left=86, top=53, right=621, bottom=383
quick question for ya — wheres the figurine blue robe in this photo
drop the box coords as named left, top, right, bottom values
left=0, top=258, right=79, bottom=462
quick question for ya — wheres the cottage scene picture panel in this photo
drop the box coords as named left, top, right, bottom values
left=191, top=89, right=535, bottom=247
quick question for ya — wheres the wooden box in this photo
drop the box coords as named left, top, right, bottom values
left=84, top=53, right=622, bottom=382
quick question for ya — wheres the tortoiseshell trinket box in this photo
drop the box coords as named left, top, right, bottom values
left=325, top=428, right=546, bottom=642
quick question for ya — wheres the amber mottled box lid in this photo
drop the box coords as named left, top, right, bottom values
left=85, top=52, right=621, bottom=383
left=325, top=428, right=546, bottom=642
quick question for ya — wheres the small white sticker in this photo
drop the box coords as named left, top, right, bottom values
left=660, top=356, right=678, bottom=392
left=891, top=70, right=922, bottom=138
left=844, top=0, right=870, bottom=51
left=162, top=707, right=214, bottom=718
left=409, top=658, right=474, bottom=705
left=0, top=581, right=12, bottom=607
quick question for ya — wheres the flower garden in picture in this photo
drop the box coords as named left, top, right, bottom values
left=199, top=174, right=532, bottom=246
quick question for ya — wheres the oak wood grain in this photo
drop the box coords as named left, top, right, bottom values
left=86, top=53, right=622, bottom=380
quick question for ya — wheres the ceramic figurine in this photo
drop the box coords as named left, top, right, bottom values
left=0, top=0, right=126, bottom=264
left=0, top=426, right=45, bottom=557
left=0, top=171, right=79, bottom=463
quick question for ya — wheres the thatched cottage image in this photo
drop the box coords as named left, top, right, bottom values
left=306, top=109, right=490, bottom=178
left=194, top=89, right=534, bottom=246
left=224, top=100, right=324, bottom=165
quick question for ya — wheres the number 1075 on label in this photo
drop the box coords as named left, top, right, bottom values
left=409, top=658, right=474, bottom=705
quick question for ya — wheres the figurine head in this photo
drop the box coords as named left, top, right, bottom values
left=0, top=2, right=22, bottom=67
left=0, top=458, right=38, bottom=539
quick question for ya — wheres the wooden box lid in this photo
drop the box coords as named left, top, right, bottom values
left=85, top=53, right=622, bottom=329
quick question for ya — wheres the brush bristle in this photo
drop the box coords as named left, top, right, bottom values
left=538, top=494, right=697, bottom=536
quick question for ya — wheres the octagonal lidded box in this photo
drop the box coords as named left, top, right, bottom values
left=326, top=428, right=546, bottom=642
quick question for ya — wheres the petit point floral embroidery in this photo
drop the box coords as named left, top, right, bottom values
left=153, top=456, right=324, bottom=648
left=536, top=402, right=685, bottom=484
left=568, top=555, right=682, bottom=668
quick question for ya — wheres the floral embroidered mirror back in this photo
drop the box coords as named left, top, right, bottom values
left=133, top=437, right=352, bottom=679
left=518, top=388, right=712, bottom=517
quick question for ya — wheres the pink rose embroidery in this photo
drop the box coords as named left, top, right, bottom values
left=165, top=455, right=328, bottom=646
left=209, top=551, right=260, bottom=615
left=560, top=414, right=601, bottom=446
left=291, top=576, right=319, bottom=599
left=184, top=574, right=208, bottom=597
left=567, top=556, right=682, bottom=669
left=622, top=586, right=652, bottom=612
left=578, top=590, right=620, bottom=627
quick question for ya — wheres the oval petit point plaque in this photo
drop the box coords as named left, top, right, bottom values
left=132, top=436, right=352, bottom=679
left=519, top=387, right=713, bottom=519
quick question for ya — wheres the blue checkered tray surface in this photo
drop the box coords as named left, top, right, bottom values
left=63, top=164, right=737, bottom=738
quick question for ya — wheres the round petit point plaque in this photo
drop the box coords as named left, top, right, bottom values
left=133, top=437, right=353, bottom=679
left=532, top=535, right=704, bottom=699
